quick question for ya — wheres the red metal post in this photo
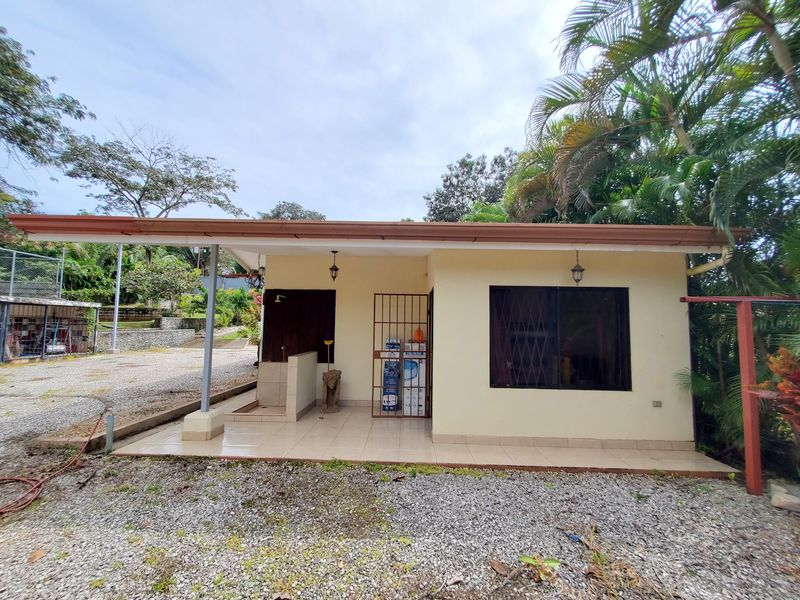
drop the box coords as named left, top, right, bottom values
left=736, top=301, right=763, bottom=495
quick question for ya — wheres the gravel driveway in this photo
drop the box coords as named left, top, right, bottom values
left=1, top=351, right=798, bottom=599
left=0, top=347, right=257, bottom=468
left=0, top=458, right=797, bottom=600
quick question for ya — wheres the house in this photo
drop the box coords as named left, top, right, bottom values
left=9, top=214, right=745, bottom=465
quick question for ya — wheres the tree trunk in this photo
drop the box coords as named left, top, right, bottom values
left=750, top=5, right=800, bottom=107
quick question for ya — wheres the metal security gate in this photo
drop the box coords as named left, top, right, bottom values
left=371, top=293, right=431, bottom=418
left=0, top=302, right=96, bottom=362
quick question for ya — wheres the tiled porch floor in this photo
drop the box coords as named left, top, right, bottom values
left=115, top=392, right=734, bottom=473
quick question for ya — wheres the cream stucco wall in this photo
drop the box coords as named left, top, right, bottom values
left=427, top=249, right=694, bottom=442
left=264, top=255, right=429, bottom=403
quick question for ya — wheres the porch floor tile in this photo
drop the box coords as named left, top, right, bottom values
left=114, top=395, right=736, bottom=475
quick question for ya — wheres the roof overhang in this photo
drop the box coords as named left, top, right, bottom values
left=8, top=214, right=746, bottom=270
left=0, top=295, right=101, bottom=308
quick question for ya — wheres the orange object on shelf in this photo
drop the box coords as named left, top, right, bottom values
left=412, top=327, right=425, bottom=342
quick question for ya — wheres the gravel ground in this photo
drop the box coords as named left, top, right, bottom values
left=0, top=458, right=797, bottom=600
left=0, top=347, right=257, bottom=468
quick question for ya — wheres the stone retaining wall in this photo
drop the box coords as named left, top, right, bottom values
left=156, top=317, right=206, bottom=330
left=96, top=328, right=198, bottom=352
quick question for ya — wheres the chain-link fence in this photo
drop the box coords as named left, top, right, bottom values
left=0, top=247, right=64, bottom=299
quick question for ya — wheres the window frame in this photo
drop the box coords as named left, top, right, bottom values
left=489, top=285, right=632, bottom=392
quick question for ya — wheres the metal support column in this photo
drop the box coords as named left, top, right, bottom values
left=41, top=305, right=49, bottom=359
left=111, top=244, right=123, bottom=352
left=58, top=247, right=66, bottom=298
left=92, top=306, right=99, bottom=354
left=8, top=250, right=16, bottom=297
left=200, top=244, right=219, bottom=412
left=0, top=303, right=8, bottom=362
left=736, top=300, right=763, bottom=495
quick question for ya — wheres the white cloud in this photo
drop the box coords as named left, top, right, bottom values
left=2, top=0, right=575, bottom=221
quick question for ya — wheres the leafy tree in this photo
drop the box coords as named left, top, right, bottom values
left=257, top=201, right=325, bottom=220
left=424, top=148, right=517, bottom=222
left=461, top=201, right=508, bottom=222
left=62, top=127, right=242, bottom=218
left=0, top=27, right=91, bottom=198
left=124, top=254, right=201, bottom=311
left=0, top=193, right=37, bottom=246
left=507, top=0, right=800, bottom=471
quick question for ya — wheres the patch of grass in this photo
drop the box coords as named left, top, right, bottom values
left=145, top=483, right=164, bottom=495
left=394, top=560, right=417, bottom=574
left=395, top=464, right=444, bottom=476
left=321, top=458, right=352, bottom=472
left=143, top=546, right=179, bottom=594
left=99, top=320, right=156, bottom=330
left=242, top=498, right=256, bottom=509
left=395, top=536, right=412, bottom=547
left=445, top=467, right=485, bottom=478
left=216, top=329, right=243, bottom=342
left=101, top=468, right=118, bottom=479
left=633, top=492, right=650, bottom=503
left=176, top=529, right=187, bottom=539
left=379, top=474, right=391, bottom=482
left=89, top=578, right=105, bottom=589
left=110, top=560, right=124, bottom=570
left=190, top=582, right=204, bottom=594
left=29, top=499, right=46, bottom=511
left=590, top=550, right=609, bottom=566
left=54, top=551, right=70, bottom=560
left=144, top=546, right=168, bottom=567
left=151, top=574, right=176, bottom=594
left=362, top=462, right=384, bottom=473
left=127, top=534, right=144, bottom=545
left=105, top=482, right=137, bottom=494
left=226, top=534, right=245, bottom=552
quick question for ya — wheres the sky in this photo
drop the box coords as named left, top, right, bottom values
left=2, top=0, right=574, bottom=221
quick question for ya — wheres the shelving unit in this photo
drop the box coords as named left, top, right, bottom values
left=371, top=293, right=432, bottom=418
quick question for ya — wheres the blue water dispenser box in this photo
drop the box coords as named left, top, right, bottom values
left=381, top=338, right=401, bottom=411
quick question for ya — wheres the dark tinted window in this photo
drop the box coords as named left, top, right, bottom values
left=490, top=286, right=631, bottom=391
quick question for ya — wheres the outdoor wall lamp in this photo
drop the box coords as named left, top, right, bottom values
left=329, top=250, right=339, bottom=281
left=570, top=250, right=585, bottom=286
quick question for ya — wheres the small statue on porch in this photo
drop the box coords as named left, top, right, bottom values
left=321, top=369, right=341, bottom=413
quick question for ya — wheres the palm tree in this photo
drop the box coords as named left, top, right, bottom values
left=524, top=0, right=800, bottom=231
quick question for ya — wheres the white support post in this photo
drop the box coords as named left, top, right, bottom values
left=200, top=244, right=219, bottom=412
left=111, top=244, right=123, bottom=352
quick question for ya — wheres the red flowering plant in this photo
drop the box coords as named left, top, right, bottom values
left=758, top=348, right=800, bottom=445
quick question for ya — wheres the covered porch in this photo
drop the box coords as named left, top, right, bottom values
left=10, top=215, right=742, bottom=478
left=114, top=389, right=734, bottom=475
